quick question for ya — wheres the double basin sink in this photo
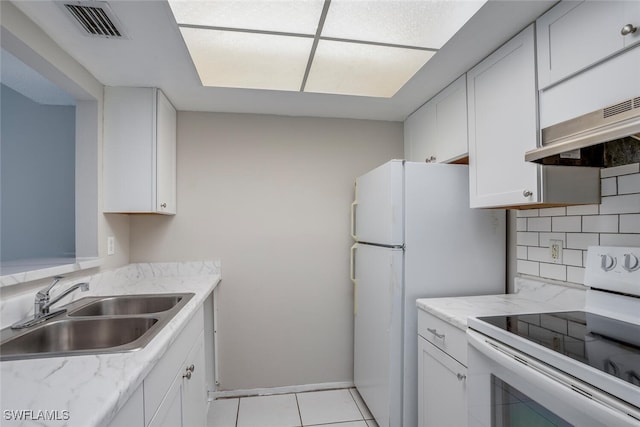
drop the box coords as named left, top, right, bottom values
left=0, top=293, right=194, bottom=361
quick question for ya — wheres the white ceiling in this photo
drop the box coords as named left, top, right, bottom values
left=9, top=0, right=555, bottom=121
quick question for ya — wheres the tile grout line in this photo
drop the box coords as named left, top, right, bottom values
left=235, top=397, right=240, bottom=427
left=295, top=392, right=303, bottom=427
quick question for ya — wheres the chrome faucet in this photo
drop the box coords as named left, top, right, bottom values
left=11, top=276, right=90, bottom=329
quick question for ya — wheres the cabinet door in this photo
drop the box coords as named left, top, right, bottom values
left=404, top=75, right=467, bottom=164
left=467, top=25, right=539, bottom=208
left=537, top=1, right=640, bottom=89
left=107, top=384, right=145, bottom=427
left=418, top=337, right=467, bottom=427
left=156, top=89, right=177, bottom=214
left=433, top=75, right=468, bottom=163
left=404, top=100, right=436, bottom=163
left=149, top=375, right=183, bottom=427
left=182, top=333, right=207, bottom=427
left=104, top=87, right=155, bottom=213
left=104, top=87, right=176, bottom=214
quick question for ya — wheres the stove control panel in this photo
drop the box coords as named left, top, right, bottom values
left=585, top=246, right=640, bottom=296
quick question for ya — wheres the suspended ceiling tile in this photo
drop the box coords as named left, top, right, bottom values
left=168, top=0, right=325, bottom=35
left=180, top=28, right=312, bottom=91
left=304, top=40, right=435, bottom=98
left=322, top=0, right=486, bottom=49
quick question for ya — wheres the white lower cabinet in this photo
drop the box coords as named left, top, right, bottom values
left=149, top=332, right=206, bottom=427
left=107, top=306, right=207, bottom=427
left=418, top=337, right=467, bottom=427
left=418, top=309, right=468, bottom=427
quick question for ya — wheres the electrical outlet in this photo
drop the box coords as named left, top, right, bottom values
left=107, top=236, right=115, bottom=256
left=549, top=239, right=563, bottom=264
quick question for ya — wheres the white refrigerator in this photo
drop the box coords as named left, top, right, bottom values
left=351, top=160, right=505, bottom=427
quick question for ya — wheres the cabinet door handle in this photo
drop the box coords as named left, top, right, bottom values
left=425, top=156, right=436, bottom=163
left=621, top=24, right=638, bottom=36
left=427, top=328, right=445, bottom=339
left=523, top=190, right=533, bottom=198
left=456, top=373, right=466, bottom=381
left=183, top=364, right=195, bottom=379
left=160, top=202, right=167, bottom=208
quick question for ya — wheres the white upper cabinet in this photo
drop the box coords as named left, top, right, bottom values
left=404, top=75, right=468, bottom=164
left=104, top=87, right=177, bottom=215
left=537, top=0, right=640, bottom=90
left=467, top=25, right=540, bottom=208
left=467, top=24, right=601, bottom=209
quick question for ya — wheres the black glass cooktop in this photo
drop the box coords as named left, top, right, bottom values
left=478, top=311, right=640, bottom=388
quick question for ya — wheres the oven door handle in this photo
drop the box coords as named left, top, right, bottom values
left=467, top=330, right=640, bottom=426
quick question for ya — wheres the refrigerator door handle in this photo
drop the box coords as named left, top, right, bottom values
left=350, top=200, right=358, bottom=240
left=350, top=243, right=358, bottom=315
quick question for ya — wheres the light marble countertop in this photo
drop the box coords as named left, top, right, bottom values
left=0, top=262, right=221, bottom=427
left=417, top=277, right=588, bottom=331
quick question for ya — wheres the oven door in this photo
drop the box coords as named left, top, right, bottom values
left=467, top=330, right=640, bottom=427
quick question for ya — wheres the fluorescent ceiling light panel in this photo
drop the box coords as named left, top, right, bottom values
left=180, top=28, right=312, bottom=91
left=305, top=40, right=435, bottom=98
left=169, top=0, right=487, bottom=97
left=322, top=0, right=486, bottom=49
left=168, top=0, right=325, bottom=35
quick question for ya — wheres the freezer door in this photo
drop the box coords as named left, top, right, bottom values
left=353, top=243, right=403, bottom=427
left=354, top=160, right=404, bottom=246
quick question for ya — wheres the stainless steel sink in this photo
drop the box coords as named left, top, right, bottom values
left=68, top=294, right=185, bottom=316
left=0, top=293, right=194, bottom=361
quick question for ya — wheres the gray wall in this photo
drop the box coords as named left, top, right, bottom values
left=129, top=112, right=403, bottom=390
left=1, top=84, right=75, bottom=261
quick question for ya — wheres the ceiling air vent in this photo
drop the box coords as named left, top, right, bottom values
left=61, top=1, right=127, bottom=38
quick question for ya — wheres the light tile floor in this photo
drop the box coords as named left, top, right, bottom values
left=207, top=388, right=379, bottom=427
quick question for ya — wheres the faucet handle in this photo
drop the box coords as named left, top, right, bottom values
left=37, top=276, right=65, bottom=297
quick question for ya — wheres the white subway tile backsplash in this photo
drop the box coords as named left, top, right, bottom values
left=599, top=233, right=640, bottom=247
left=517, top=218, right=527, bottom=231
left=528, top=247, right=551, bottom=263
left=517, top=260, right=540, bottom=276
left=582, top=215, right=618, bottom=233
left=600, top=163, right=640, bottom=178
left=618, top=173, right=640, bottom=195
left=528, top=217, right=552, bottom=232
left=567, top=266, right=585, bottom=284
left=517, top=232, right=539, bottom=246
left=517, top=246, right=528, bottom=260
left=566, top=233, right=599, bottom=250
left=601, top=177, right=617, bottom=196
left=599, top=194, right=640, bottom=214
left=539, top=263, right=567, bottom=281
left=539, top=232, right=566, bottom=247
left=516, top=171, right=638, bottom=286
left=563, top=249, right=583, bottom=267
left=517, top=209, right=540, bottom=218
left=566, top=205, right=599, bottom=216
left=539, top=207, right=566, bottom=216
left=552, top=216, right=582, bottom=232
left=620, top=214, right=640, bottom=233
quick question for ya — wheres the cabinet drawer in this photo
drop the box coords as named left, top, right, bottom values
left=418, top=309, right=467, bottom=366
left=144, top=306, right=204, bottom=425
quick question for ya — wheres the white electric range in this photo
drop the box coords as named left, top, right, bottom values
left=467, top=246, right=640, bottom=427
